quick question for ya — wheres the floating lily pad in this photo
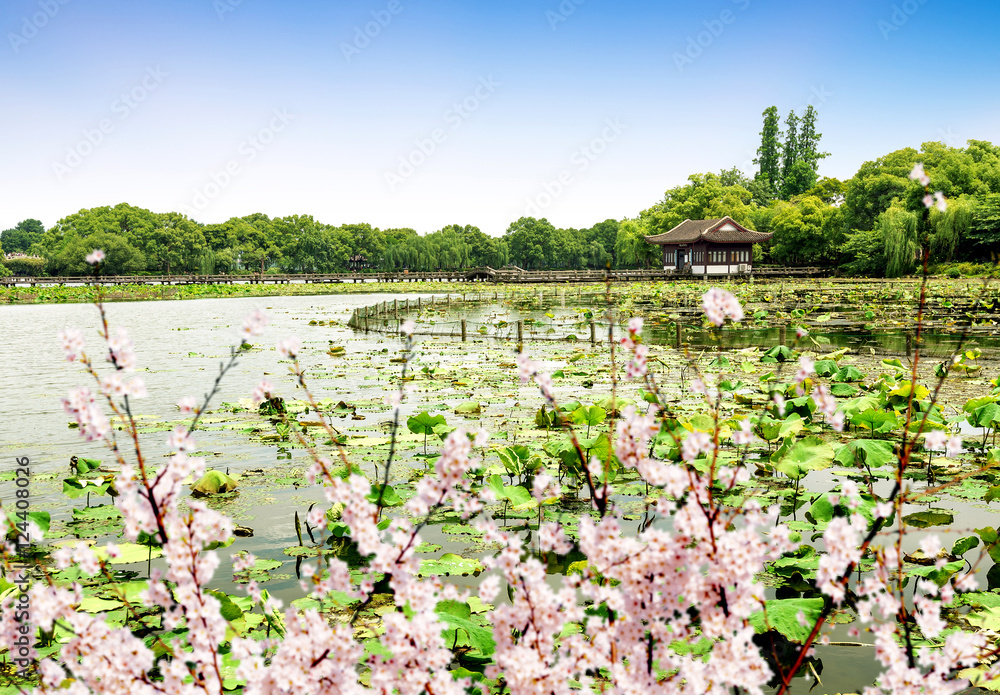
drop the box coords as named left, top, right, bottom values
left=418, top=553, right=484, bottom=577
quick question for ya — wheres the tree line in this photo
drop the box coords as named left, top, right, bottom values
left=4, top=108, right=1000, bottom=277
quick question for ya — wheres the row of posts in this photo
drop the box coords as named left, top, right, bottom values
left=351, top=300, right=685, bottom=349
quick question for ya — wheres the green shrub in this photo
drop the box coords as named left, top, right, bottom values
left=3, top=253, right=46, bottom=275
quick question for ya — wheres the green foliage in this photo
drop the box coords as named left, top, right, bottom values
left=880, top=203, right=920, bottom=277
left=767, top=196, right=837, bottom=266
left=755, top=106, right=782, bottom=191
left=0, top=219, right=44, bottom=253
left=749, top=598, right=824, bottom=643
left=834, top=439, right=896, bottom=469
left=191, top=470, right=239, bottom=496
left=774, top=436, right=835, bottom=479
left=407, top=411, right=447, bottom=453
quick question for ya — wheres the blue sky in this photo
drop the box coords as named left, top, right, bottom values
left=2, top=0, right=998, bottom=236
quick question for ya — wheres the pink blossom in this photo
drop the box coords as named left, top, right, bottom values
left=627, top=316, right=643, bottom=335
left=58, top=328, right=85, bottom=362
left=625, top=342, right=648, bottom=380
left=240, top=309, right=269, bottom=342
left=924, top=429, right=947, bottom=452
left=772, top=392, right=786, bottom=417
left=796, top=326, right=809, bottom=338
left=532, top=473, right=559, bottom=502
left=62, top=386, right=110, bottom=441
left=167, top=425, right=196, bottom=453
left=811, top=383, right=837, bottom=419
left=400, top=319, right=416, bottom=336
left=909, top=162, right=931, bottom=186
left=85, top=248, right=105, bottom=264
left=516, top=352, right=555, bottom=404
left=796, top=355, right=815, bottom=384
left=701, top=287, right=744, bottom=326
left=934, top=190, right=947, bottom=212
left=829, top=410, right=845, bottom=432
left=682, top=430, right=713, bottom=462
left=538, top=522, right=572, bottom=554
left=945, top=434, right=962, bottom=458
left=177, top=396, right=197, bottom=413
left=277, top=336, right=301, bottom=359
left=251, top=379, right=274, bottom=405
left=733, top=418, right=755, bottom=446
left=106, top=327, right=138, bottom=371
left=126, top=376, right=147, bottom=398
left=306, top=506, right=325, bottom=528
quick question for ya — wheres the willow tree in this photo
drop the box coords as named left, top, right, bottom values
left=880, top=204, right=919, bottom=277
left=930, top=196, right=974, bottom=263
left=614, top=218, right=657, bottom=268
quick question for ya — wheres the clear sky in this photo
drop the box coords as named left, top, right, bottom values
left=2, top=0, right=998, bottom=236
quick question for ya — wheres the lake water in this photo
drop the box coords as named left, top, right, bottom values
left=2, top=293, right=994, bottom=694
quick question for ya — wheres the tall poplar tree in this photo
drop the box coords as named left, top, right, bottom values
left=754, top=106, right=782, bottom=192
left=780, top=110, right=799, bottom=186
left=797, top=105, right=828, bottom=171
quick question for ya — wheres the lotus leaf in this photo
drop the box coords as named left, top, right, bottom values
left=191, top=470, right=238, bottom=496
left=775, top=436, right=835, bottom=479
left=902, top=510, right=954, bottom=529
left=418, top=553, right=484, bottom=577
left=749, top=598, right=824, bottom=643
left=833, top=439, right=895, bottom=468
left=454, top=401, right=482, bottom=415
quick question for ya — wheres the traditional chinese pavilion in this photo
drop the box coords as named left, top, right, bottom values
left=644, top=216, right=772, bottom=275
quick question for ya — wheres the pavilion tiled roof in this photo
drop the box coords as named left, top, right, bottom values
left=644, top=216, right=772, bottom=245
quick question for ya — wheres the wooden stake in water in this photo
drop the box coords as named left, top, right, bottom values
left=461, top=319, right=467, bottom=342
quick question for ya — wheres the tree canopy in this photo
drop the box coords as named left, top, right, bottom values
left=6, top=132, right=1000, bottom=278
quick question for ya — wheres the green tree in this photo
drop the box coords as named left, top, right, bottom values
left=768, top=196, right=837, bottom=266
left=839, top=227, right=885, bottom=276
left=968, top=194, right=1000, bottom=257
left=614, top=218, right=658, bottom=268
left=754, top=106, right=782, bottom=191
left=880, top=203, right=920, bottom=277
left=645, top=173, right=756, bottom=235
left=929, top=196, right=974, bottom=262
left=781, top=159, right=818, bottom=199
left=780, top=110, right=799, bottom=196
left=45, top=231, right=146, bottom=276
left=1, top=219, right=45, bottom=253
left=587, top=219, right=619, bottom=266
left=504, top=217, right=555, bottom=269
left=797, top=105, right=829, bottom=172
left=805, top=177, right=845, bottom=205
left=717, top=167, right=752, bottom=189
left=139, top=213, right=205, bottom=274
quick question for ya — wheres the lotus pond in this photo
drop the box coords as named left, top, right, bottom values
left=5, top=279, right=1000, bottom=694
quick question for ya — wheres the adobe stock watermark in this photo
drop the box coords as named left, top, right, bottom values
left=546, top=0, right=586, bottom=30
left=213, top=0, right=244, bottom=21
left=8, top=0, right=71, bottom=53
left=878, top=0, right=930, bottom=39
left=179, top=108, right=294, bottom=215
left=341, top=0, right=403, bottom=62
left=524, top=117, right=626, bottom=217
left=52, top=66, right=167, bottom=182
left=384, top=76, right=500, bottom=193
left=672, top=0, right=750, bottom=73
